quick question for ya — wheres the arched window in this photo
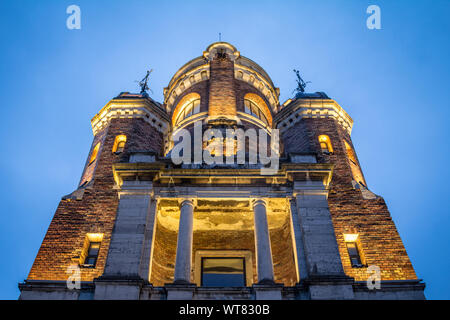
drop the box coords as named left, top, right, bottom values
left=112, top=135, right=127, bottom=153
left=89, top=142, right=100, bottom=164
left=318, top=135, right=333, bottom=153
left=244, top=99, right=269, bottom=126
left=175, top=99, right=200, bottom=125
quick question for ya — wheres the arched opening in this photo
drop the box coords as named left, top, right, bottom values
left=244, top=99, right=269, bottom=126
left=318, top=135, right=333, bottom=153
left=172, top=92, right=201, bottom=126
left=112, top=135, right=127, bottom=153
left=243, top=93, right=272, bottom=127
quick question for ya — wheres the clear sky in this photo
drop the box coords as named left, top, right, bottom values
left=0, top=0, right=449, bottom=299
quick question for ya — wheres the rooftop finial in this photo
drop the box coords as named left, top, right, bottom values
left=137, top=69, right=153, bottom=96
left=219, top=32, right=222, bottom=42
left=293, top=69, right=311, bottom=97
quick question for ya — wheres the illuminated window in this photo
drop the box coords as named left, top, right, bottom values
left=201, top=257, right=246, bottom=287
left=346, top=243, right=362, bottom=267
left=318, top=135, right=333, bottom=153
left=89, top=143, right=100, bottom=164
left=112, top=135, right=127, bottom=153
left=84, top=242, right=100, bottom=266
left=244, top=99, right=269, bottom=126
left=81, top=233, right=103, bottom=267
left=175, top=99, right=200, bottom=125
left=344, top=234, right=365, bottom=268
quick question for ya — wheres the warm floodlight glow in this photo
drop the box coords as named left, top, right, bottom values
left=343, top=233, right=359, bottom=242
left=318, top=135, right=333, bottom=152
left=89, top=142, right=100, bottom=163
left=87, top=233, right=104, bottom=242
left=112, top=135, right=127, bottom=153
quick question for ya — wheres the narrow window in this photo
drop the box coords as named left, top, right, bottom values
left=84, top=242, right=101, bottom=267
left=81, top=233, right=103, bottom=268
left=89, top=143, right=100, bottom=164
left=318, top=135, right=333, bottom=153
left=112, top=135, right=127, bottom=153
left=346, top=242, right=362, bottom=267
left=344, top=234, right=365, bottom=268
left=117, top=140, right=125, bottom=153
left=201, top=257, right=246, bottom=287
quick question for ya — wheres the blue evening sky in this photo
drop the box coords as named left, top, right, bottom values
left=0, top=0, right=448, bottom=299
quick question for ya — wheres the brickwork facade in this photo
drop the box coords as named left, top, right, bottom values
left=281, top=116, right=417, bottom=281
left=20, top=42, right=424, bottom=300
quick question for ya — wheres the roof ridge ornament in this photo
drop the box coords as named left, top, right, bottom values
left=293, top=69, right=311, bottom=98
left=203, top=42, right=240, bottom=61
left=137, top=69, right=153, bottom=96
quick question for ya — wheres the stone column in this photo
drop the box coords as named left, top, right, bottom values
left=252, top=198, right=275, bottom=283
left=138, top=198, right=158, bottom=281
left=288, top=198, right=309, bottom=282
left=173, top=199, right=195, bottom=283
left=94, top=180, right=153, bottom=300
left=294, top=180, right=354, bottom=299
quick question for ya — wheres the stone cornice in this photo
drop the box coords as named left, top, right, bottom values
left=91, top=98, right=169, bottom=136
left=112, top=162, right=333, bottom=190
left=275, top=98, right=354, bottom=135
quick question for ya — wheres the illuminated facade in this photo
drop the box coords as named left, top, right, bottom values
left=19, top=42, right=425, bottom=300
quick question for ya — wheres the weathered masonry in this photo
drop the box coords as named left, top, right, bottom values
left=19, top=42, right=425, bottom=300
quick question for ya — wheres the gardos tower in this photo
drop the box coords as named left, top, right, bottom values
left=19, top=42, right=425, bottom=300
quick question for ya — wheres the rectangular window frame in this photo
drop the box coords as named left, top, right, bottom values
left=80, top=233, right=103, bottom=268
left=194, top=250, right=253, bottom=287
left=200, top=257, right=246, bottom=287
left=343, top=234, right=367, bottom=268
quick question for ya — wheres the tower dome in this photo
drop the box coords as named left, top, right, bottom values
left=164, top=42, right=280, bottom=137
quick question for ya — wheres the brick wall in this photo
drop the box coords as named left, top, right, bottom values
left=208, top=56, right=237, bottom=118
left=281, top=115, right=417, bottom=281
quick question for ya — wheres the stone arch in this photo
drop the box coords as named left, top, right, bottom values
left=171, top=92, right=201, bottom=126
left=243, top=93, right=273, bottom=126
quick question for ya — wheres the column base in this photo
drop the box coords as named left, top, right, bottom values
left=252, top=283, right=283, bottom=300
left=165, top=283, right=197, bottom=300
left=300, top=275, right=355, bottom=300
left=94, top=275, right=147, bottom=300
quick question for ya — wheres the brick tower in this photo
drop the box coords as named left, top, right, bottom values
left=19, top=42, right=425, bottom=300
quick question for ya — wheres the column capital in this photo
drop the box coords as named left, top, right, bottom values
left=178, top=198, right=196, bottom=208
left=117, top=181, right=153, bottom=198
left=251, top=198, right=268, bottom=209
